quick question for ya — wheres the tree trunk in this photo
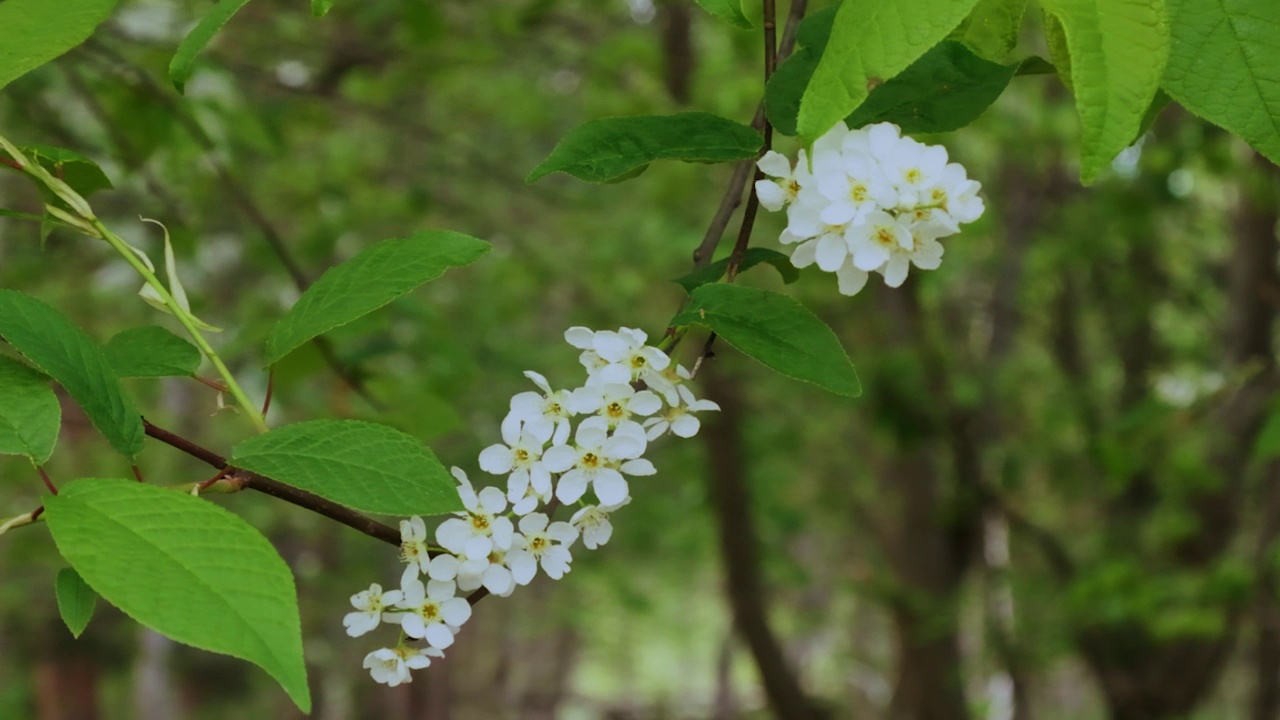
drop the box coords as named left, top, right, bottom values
left=703, top=371, right=827, bottom=720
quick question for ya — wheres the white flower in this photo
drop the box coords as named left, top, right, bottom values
left=847, top=210, right=913, bottom=273
left=389, top=578, right=472, bottom=650
left=645, top=362, right=692, bottom=406
left=573, top=383, right=663, bottom=428
left=880, top=134, right=949, bottom=208
left=436, top=468, right=514, bottom=557
left=362, top=645, right=443, bottom=687
left=924, top=163, right=984, bottom=223
left=542, top=417, right=648, bottom=505
left=571, top=499, right=629, bottom=550
left=565, top=326, right=669, bottom=385
left=879, top=232, right=944, bottom=288
left=507, top=473, right=553, bottom=516
left=834, top=260, right=870, bottom=296
left=507, top=370, right=578, bottom=445
left=813, top=150, right=895, bottom=226
left=343, top=583, right=402, bottom=637
left=399, top=516, right=432, bottom=576
left=508, top=513, right=578, bottom=583
left=460, top=546, right=516, bottom=596
left=479, top=418, right=553, bottom=508
left=428, top=544, right=516, bottom=597
left=643, top=385, right=721, bottom=439
left=429, top=498, right=517, bottom=597
left=754, top=150, right=806, bottom=211
left=810, top=121, right=851, bottom=160
left=783, top=191, right=829, bottom=241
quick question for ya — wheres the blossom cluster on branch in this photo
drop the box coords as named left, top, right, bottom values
left=756, top=121, right=985, bottom=296
left=345, top=326, right=719, bottom=686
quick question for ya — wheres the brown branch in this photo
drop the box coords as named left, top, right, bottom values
left=690, top=0, right=805, bottom=271
left=36, top=466, right=57, bottom=495
left=141, top=418, right=401, bottom=547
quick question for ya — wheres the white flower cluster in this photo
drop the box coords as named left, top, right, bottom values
left=345, top=326, right=720, bottom=686
left=755, top=121, right=984, bottom=296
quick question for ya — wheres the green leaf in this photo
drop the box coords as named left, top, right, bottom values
left=1040, top=0, right=1170, bottom=183
left=230, top=419, right=464, bottom=516
left=846, top=41, right=1019, bottom=133
left=0, top=355, right=60, bottom=463
left=0, top=208, right=48, bottom=224
left=44, top=479, right=310, bottom=712
left=21, top=145, right=113, bottom=198
left=953, top=0, right=1028, bottom=61
left=767, top=45, right=824, bottom=137
left=106, top=326, right=202, bottom=378
left=1043, top=11, right=1073, bottom=88
left=55, top=567, right=97, bottom=638
left=311, top=0, right=336, bottom=17
left=1162, top=0, right=1280, bottom=165
left=526, top=112, right=763, bottom=183
left=674, top=248, right=799, bottom=293
left=0, top=290, right=143, bottom=457
left=0, top=0, right=117, bottom=91
left=672, top=284, right=860, bottom=397
left=169, top=0, right=255, bottom=93
left=264, top=231, right=490, bottom=366
left=796, top=0, right=981, bottom=139
left=693, top=0, right=752, bottom=29
left=771, top=21, right=1017, bottom=136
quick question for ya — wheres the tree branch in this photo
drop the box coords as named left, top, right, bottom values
left=141, top=418, right=401, bottom=546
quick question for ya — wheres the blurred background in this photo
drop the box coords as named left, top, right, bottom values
left=1, top=0, right=1278, bottom=718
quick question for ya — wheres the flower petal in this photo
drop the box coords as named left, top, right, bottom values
left=441, top=597, right=472, bottom=626
left=593, top=470, right=629, bottom=506
left=478, top=444, right=514, bottom=475
left=564, top=326, right=595, bottom=349
left=757, top=150, right=792, bottom=178
left=556, top=470, right=588, bottom=504
left=424, top=622, right=455, bottom=650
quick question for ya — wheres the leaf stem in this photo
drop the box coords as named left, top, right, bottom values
left=36, top=466, right=57, bottom=495
left=93, top=220, right=269, bottom=432
left=0, top=131, right=269, bottom=433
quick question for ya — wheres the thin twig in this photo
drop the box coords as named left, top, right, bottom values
left=141, top=418, right=402, bottom=547
left=693, top=0, right=783, bottom=375
left=673, top=0, right=808, bottom=361
left=194, top=375, right=231, bottom=394
left=131, top=464, right=146, bottom=483
left=36, top=466, right=57, bottom=495
left=262, top=371, right=275, bottom=416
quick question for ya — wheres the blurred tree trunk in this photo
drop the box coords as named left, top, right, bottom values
left=703, top=372, right=827, bottom=720
left=1252, top=462, right=1280, bottom=720
left=869, top=153, right=1068, bottom=720
left=868, top=283, right=977, bottom=720
left=1071, top=152, right=1280, bottom=719
left=35, top=622, right=100, bottom=720
left=712, top=633, right=738, bottom=720
left=656, top=0, right=695, bottom=106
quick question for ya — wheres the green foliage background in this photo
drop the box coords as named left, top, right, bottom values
left=0, top=0, right=1277, bottom=718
